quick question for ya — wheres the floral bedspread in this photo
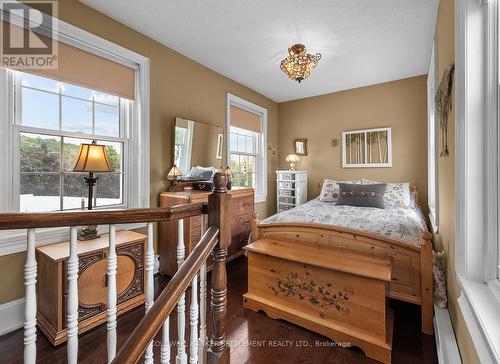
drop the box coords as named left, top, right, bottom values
left=263, top=198, right=428, bottom=246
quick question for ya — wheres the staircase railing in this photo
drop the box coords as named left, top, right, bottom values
left=0, top=173, right=232, bottom=364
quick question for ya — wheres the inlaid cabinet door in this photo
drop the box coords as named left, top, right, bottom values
left=63, top=241, right=145, bottom=325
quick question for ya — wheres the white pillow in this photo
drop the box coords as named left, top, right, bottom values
left=362, top=179, right=410, bottom=207
left=319, top=179, right=361, bottom=203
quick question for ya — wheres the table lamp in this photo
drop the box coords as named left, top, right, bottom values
left=167, top=164, right=182, bottom=191
left=72, top=140, right=114, bottom=240
left=285, top=153, right=300, bottom=171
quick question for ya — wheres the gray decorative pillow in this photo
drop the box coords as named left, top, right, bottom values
left=337, top=183, right=387, bottom=209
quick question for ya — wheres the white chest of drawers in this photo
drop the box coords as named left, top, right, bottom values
left=276, top=170, right=308, bottom=213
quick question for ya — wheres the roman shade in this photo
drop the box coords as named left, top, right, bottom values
left=1, top=20, right=135, bottom=100
left=230, top=105, right=261, bottom=133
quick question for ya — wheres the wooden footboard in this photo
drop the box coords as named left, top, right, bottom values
left=251, top=213, right=434, bottom=335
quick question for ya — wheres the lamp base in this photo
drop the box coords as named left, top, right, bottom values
left=77, top=225, right=100, bottom=241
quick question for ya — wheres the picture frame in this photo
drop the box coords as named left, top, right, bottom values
left=216, top=133, right=224, bottom=159
left=293, top=138, right=307, bottom=156
left=342, top=127, right=392, bottom=168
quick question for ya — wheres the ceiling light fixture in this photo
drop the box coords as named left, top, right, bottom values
left=280, top=44, right=321, bottom=83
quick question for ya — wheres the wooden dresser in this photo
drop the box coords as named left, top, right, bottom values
left=36, top=230, right=146, bottom=345
left=159, top=187, right=254, bottom=276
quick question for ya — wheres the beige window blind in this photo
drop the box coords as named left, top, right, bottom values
left=230, top=105, right=261, bottom=133
left=2, top=21, right=135, bottom=99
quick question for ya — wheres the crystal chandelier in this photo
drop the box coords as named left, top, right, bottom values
left=280, top=44, right=321, bottom=83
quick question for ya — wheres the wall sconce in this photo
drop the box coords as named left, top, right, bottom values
left=331, top=138, right=338, bottom=147
left=268, top=143, right=277, bottom=156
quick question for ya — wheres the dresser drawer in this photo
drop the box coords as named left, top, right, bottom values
left=279, top=189, right=295, bottom=197
left=231, top=213, right=252, bottom=235
left=279, top=196, right=295, bottom=204
left=278, top=203, right=295, bottom=212
left=277, top=172, right=296, bottom=181
left=232, top=195, right=253, bottom=215
left=278, top=182, right=295, bottom=190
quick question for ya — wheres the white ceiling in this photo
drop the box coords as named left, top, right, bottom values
left=80, top=0, right=439, bottom=103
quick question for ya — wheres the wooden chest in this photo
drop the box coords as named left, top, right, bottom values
left=36, top=230, right=146, bottom=346
left=159, top=187, right=254, bottom=276
left=243, top=239, right=394, bottom=363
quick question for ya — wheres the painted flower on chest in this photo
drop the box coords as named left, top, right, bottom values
left=267, top=268, right=353, bottom=317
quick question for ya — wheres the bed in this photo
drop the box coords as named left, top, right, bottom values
left=250, top=185, right=434, bottom=335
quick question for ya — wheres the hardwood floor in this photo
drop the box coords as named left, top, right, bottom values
left=0, top=256, right=438, bottom=364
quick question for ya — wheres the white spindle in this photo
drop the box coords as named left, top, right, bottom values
left=161, top=317, right=170, bottom=364
left=107, top=225, right=117, bottom=361
left=67, top=227, right=79, bottom=364
left=176, top=219, right=187, bottom=364
left=189, top=273, right=199, bottom=364
left=145, top=222, right=155, bottom=364
left=198, top=215, right=208, bottom=364
left=24, top=229, right=37, bottom=364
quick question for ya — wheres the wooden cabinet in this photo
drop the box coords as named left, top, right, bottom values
left=159, top=187, right=254, bottom=276
left=36, top=231, right=146, bottom=346
left=276, top=170, right=307, bottom=212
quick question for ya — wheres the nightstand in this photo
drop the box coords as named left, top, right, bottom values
left=36, top=230, right=146, bottom=345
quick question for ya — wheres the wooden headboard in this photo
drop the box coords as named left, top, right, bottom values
left=317, top=181, right=419, bottom=205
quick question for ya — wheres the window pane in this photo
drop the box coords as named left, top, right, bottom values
left=21, top=73, right=60, bottom=93
left=246, top=136, right=255, bottom=154
left=230, top=133, right=237, bottom=153
left=20, top=174, right=60, bottom=212
left=237, top=134, right=245, bottom=153
left=20, top=133, right=60, bottom=172
left=21, top=88, right=59, bottom=130
left=93, top=92, right=119, bottom=107
left=63, top=173, right=88, bottom=210
left=62, top=96, right=92, bottom=134
left=62, top=137, right=93, bottom=172
left=103, top=141, right=122, bottom=173
left=62, top=83, right=93, bottom=100
left=95, top=104, right=119, bottom=137
left=95, top=173, right=122, bottom=206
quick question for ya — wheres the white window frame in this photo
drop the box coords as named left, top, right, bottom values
left=13, top=71, right=129, bottom=212
left=427, top=40, right=439, bottom=233
left=0, top=6, right=150, bottom=256
left=455, top=0, right=500, bottom=362
left=226, top=93, right=267, bottom=203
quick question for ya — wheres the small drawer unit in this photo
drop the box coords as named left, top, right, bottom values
left=276, top=170, right=307, bottom=213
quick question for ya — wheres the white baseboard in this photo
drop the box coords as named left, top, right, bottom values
left=0, top=298, right=25, bottom=335
left=434, top=304, right=462, bottom=364
left=0, top=255, right=160, bottom=337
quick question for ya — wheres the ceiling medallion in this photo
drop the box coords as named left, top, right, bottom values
left=280, top=44, right=321, bottom=83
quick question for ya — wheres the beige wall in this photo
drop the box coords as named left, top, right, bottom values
left=0, top=0, right=280, bottom=304
left=433, top=0, right=480, bottom=363
left=278, top=75, right=429, bottom=212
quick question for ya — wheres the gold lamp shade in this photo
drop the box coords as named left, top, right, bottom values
left=280, top=44, right=321, bottom=83
left=223, top=166, right=233, bottom=176
left=286, top=153, right=300, bottom=171
left=167, top=165, right=182, bottom=180
left=72, top=141, right=114, bottom=173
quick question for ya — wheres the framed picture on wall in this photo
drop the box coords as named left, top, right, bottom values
left=216, top=133, right=224, bottom=159
left=342, top=127, right=392, bottom=168
left=294, top=138, right=307, bottom=156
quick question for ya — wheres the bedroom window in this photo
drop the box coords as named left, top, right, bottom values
left=227, top=93, right=267, bottom=203
left=427, top=40, right=439, bottom=233
left=16, top=72, right=126, bottom=212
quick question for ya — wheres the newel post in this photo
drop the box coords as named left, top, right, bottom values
left=207, top=173, right=231, bottom=364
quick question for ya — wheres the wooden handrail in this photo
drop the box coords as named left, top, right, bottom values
left=111, top=226, right=220, bottom=364
left=0, top=202, right=208, bottom=230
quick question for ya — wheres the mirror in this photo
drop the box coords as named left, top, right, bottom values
left=174, top=117, right=225, bottom=180
left=342, top=127, right=392, bottom=168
